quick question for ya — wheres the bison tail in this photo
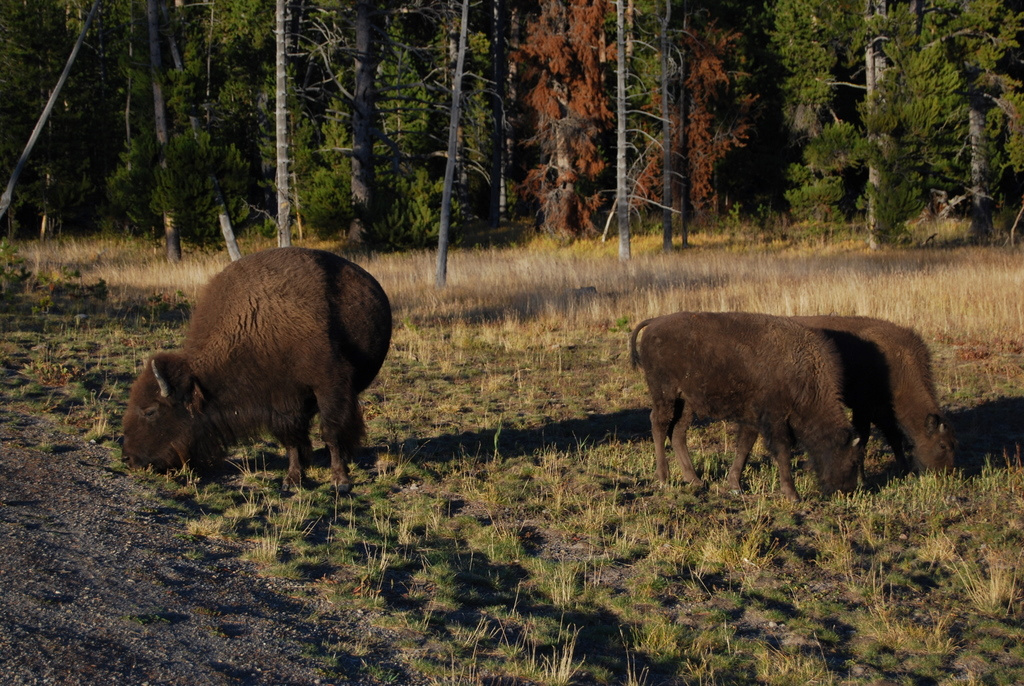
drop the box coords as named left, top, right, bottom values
left=628, top=319, right=653, bottom=369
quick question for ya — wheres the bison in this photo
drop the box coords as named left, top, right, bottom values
left=791, top=315, right=956, bottom=474
left=122, top=247, right=392, bottom=492
left=629, top=311, right=861, bottom=500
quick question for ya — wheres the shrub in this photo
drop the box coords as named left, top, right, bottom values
left=0, top=238, right=29, bottom=299
left=365, top=167, right=461, bottom=251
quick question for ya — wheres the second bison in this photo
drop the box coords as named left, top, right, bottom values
left=793, top=315, right=956, bottom=474
left=630, top=311, right=861, bottom=500
left=121, top=247, right=392, bottom=492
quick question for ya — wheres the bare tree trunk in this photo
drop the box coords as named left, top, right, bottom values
left=437, top=0, right=470, bottom=288
left=659, top=0, right=672, bottom=252
left=147, top=0, right=180, bottom=262
left=615, top=0, right=630, bottom=261
left=488, top=0, right=507, bottom=230
left=864, top=0, right=886, bottom=250
left=968, top=81, right=994, bottom=241
left=275, top=0, right=292, bottom=247
left=676, top=15, right=689, bottom=248
left=350, top=0, right=377, bottom=245
left=505, top=3, right=521, bottom=224
left=0, top=0, right=102, bottom=224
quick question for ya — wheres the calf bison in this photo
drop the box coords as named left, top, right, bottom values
left=629, top=311, right=860, bottom=500
left=792, top=315, right=956, bottom=474
left=122, top=247, right=392, bottom=492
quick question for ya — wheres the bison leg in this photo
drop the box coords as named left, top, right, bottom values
left=650, top=398, right=701, bottom=485
left=727, top=425, right=760, bottom=492
left=876, top=416, right=911, bottom=474
left=668, top=416, right=703, bottom=488
left=283, top=436, right=314, bottom=488
left=769, top=442, right=799, bottom=501
left=850, top=410, right=874, bottom=482
left=651, top=398, right=702, bottom=488
left=649, top=405, right=673, bottom=484
left=317, top=389, right=364, bottom=493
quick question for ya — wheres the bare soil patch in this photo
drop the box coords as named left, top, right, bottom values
left=0, top=407, right=411, bottom=685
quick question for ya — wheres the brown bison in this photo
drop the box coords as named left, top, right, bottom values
left=122, top=247, right=392, bottom=492
left=791, top=315, right=956, bottom=474
left=629, top=311, right=861, bottom=500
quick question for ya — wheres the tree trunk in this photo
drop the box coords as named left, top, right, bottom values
left=488, top=0, right=507, bottom=230
left=275, top=0, right=291, bottom=247
left=659, top=0, right=672, bottom=252
left=0, top=0, right=102, bottom=224
left=676, top=9, right=689, bottom=248
left=437, top=0, right=470, bottom=288
left=163, top=2, right=241, bottom=260
left=615, top=0, right=630, bottom=261
left=350, top=0, right=377, bottom=244
left=147, top=0, right=180, bottom=262
left=968, top=81, right=994, bottom=241
left=864, top=0, right=886, bottom=250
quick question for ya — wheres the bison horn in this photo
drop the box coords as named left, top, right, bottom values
left=152, top=360, right=172, bottom=398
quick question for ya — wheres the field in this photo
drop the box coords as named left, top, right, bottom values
left=2, top=231, right=1023, bottom=685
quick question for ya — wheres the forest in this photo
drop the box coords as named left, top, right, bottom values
left=2, top=0, right=1024, bottom=257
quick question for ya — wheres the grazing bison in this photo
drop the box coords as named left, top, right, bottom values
left=122, top=247, right=392, bottom=492
left=791, top=315, right=956, bottom=474
left=629, top=311, right=860, bottom=500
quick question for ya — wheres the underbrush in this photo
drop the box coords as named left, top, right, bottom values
left=2, top=234, right=1022, bottom=684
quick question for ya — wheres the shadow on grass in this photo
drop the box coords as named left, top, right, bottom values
left=947, top=396, right=1024, bottom=476
left=395, top=407, right=652, bottom=465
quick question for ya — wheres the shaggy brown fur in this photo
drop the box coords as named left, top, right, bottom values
left=122, top=247, right=392, bottom=492
left=792, top=315, right=956, bottom=474
left=629, top=311, right=860, bottom=500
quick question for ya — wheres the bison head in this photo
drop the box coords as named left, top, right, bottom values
left=913, top=414, right=957, bottom=472
left=815, top=429, right=862, bottom=496
left=122, top=353, right=205, bottom=473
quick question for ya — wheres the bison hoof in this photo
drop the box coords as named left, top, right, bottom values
left=333, top=481, right=352, bottom=495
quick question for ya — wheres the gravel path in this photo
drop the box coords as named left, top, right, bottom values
left=0, top=408, right=401, bottom=685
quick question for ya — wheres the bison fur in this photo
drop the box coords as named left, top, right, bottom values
left=122, top=247, right=392, bottom=492
left=792, top=315, right=956, bottom=475
left=629, top=311, right=861, bottom=500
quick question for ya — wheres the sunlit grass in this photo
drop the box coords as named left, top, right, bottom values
left=6, top=231, right=1024, bottom=684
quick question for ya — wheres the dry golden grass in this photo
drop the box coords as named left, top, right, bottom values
left=23, top=233, right=1023, bottom=347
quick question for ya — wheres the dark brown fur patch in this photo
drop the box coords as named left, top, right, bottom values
left=122, top=248, right=392, bottom=489
left=793, top=315, right=956, bottom=473
left=630, top=311, right=860, bottom=498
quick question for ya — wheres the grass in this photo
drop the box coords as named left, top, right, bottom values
left=2, top=227, right=1024, bottom=683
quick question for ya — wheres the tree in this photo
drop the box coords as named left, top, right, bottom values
left=159, top=0, right=242, bottom=260
left=682, top=22, right=755, bottom=215
left=615, top=0, right=630, bottom=260
left=275, top=0, right=291, bottom=247
left=151, top=130, right=248, bottom=245
left=861, top=0, right=892, bottom=246
left=147, top=0, right=180, bottom=262
left=514, top=0, right=613, bottom=237
left=775, top=0, right=1024, bottom=242
left=0, top=0, right=102, bottom=227
left=488, top=0, right=508, bottom=229
left=438, top=0, right=470, bottom=287
left=936, top=0, right=1024, bottom=241
left=0, top=0, right=124, bottom=239
left=659, top=0, right=673, bottom=251
left=350, top=0, right=378, bottom=243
